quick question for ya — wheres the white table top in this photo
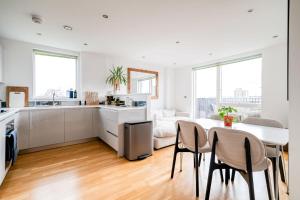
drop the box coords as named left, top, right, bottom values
left=195, top=118, right=289, bottom=146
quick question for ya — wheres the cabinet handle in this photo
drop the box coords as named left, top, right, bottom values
left=106, top=130, right=117, bottom=137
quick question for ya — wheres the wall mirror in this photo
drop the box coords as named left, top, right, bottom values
left=127, top=68, right=159, bottom=99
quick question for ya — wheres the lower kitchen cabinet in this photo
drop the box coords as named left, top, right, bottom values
left=65, top=108, right=94, bottom=142
left=92, top=109, right=102, bottom=137
left=0, top=122, right=5, bottom=185
left=16, top=111, right=30, bottom=150
left=29, top=109, right=65, bottom=148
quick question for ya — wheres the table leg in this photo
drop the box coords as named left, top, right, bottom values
left=287, top=149, right=289, bottom=195
left=275, top=145, right=279, bottom=200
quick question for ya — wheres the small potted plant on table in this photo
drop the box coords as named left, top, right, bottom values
left=218, top=106, right=238, bottom=127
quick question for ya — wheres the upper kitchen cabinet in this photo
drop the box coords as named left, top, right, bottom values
left=0, top=44, right=3, bottom=82
left=29, top=109, right=65, bottom=148
left=65, top=108, right=95, bottom=142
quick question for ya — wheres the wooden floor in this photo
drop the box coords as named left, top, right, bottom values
left=0, top=140, right=289, bottom=200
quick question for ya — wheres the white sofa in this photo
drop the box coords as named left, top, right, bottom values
left=152, top=109, right=190, bottom=149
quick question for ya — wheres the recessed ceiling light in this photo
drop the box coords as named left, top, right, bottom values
left=247, top=9, right=254, bottom=13
left=176, top=41, right=180, bottom=44
left=32, top=14, right=42, bottom=24
left=273, top=35, right=279, bottom=38
left=36, top=32, right=42, bottom=36
left=102, top=14, right=109, bottom=19
left=63, top=25, right=73, bottom=31
left=83, top=43, right=88, bottom=46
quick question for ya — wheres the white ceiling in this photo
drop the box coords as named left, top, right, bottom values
left=0, top=0, right=287, bottom=67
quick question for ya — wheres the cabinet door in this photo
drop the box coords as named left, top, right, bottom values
left=16, top=111, right=30, bottom=150
left=65, top=108, right=94, bottom=142
left=0, top=45, right=3, bottom=82
left=29, top=109, right=65, bottom=148
left=92, top=109, right=102, bottom=137
left=0, top=123, right=5, bottom=185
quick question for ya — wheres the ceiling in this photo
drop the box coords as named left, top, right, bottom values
left=0, top=0, right=287, bottom=67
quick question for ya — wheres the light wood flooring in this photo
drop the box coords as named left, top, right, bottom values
left=0, top=140, right=289, bottom=200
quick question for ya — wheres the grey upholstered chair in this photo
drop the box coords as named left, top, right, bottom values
left=242, top=117, right=287, bottom=187
left=205, top=127, right=272, bottom=200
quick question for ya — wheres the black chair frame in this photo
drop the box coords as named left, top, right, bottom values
left=205, top=131, right=272, bottom=200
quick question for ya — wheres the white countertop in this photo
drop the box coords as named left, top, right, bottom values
left=0, top=105, right=146, bottom=121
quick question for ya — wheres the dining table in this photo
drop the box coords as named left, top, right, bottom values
left=195, top=118, right=289, bottom=200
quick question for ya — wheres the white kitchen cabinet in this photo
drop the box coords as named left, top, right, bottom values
left=16, top=111, right=30, bottom=150
left=92, top=109, right=102, bottom=137
left=0, top=121, right=5, bottom=185
left=65, top=108, right=94, bottom=142
left=99, top=108, right=146, bottom=156
left=0, top=44, right=3, bottom=82
left=0, top=114, right=17, bottom=185
left=29, top=109, right=65, bottom=148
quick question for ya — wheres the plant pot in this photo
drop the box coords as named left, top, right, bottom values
left=224, top=115, right=234, bottom=127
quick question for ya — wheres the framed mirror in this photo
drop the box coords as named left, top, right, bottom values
left=127, top=68, right=159, bottom=99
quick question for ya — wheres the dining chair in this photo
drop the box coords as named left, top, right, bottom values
left=170, top=120, right=223, bottom=197
left=205, top=127, right=273, bottom=200
left=242, top=117, right=287, bottom=186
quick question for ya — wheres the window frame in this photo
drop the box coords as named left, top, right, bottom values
left=192, top=54, right=262, bottom=118
left=32, top=49, right=80, bottom=100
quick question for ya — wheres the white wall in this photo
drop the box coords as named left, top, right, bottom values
left=174, top=67, right=192, bottom=113
left=80, top=52, right=109, bottom=98
left=164, top=67, right=175, bottom=109
left=0, top=37, right=79, bottom=99
left=289, top=0, right=300, bottom=198
left=261, top=43, right=289, bottom=127
left=173, top=43, right=288, bottom=126
left=0, top=37, right=167, bottom=109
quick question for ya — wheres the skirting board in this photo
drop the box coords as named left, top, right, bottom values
left=19, top=137, right=99, bottom=154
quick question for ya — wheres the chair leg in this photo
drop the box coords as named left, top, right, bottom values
left=279, top=155, right=286, bottom=183
left=205, top=164, right=214, bottom=200
left=180, top=152, right=183, bottom=172
left=194, top=128, right=199, bottom=197
left=171, top=148, right=177, bottom=179
left=218, top=160, right=224, bottom=182
left=248, top=172, right=255, bottom=200
left=271, top=158, right=277, bottom=196
left=203, top=153, right=206, bottom=161
left=225, top=168, right=230, bottom=185
left=195, top=153, right=199, bottom=197
left=231, top=169, right=236, bottom=182
left=171, top=124, right=180, bottom=179
left=198, top=153, right=202, bottom=167
left=264, top=169, right=273, bottom=200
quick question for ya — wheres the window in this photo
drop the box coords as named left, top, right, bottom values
left=193, top=55, right=262, bottom=118
left=220, top=58, right=262, bottom=104
left=194, top=67, right=217, bottom=118
left=33, top=50, right=78, bottom=98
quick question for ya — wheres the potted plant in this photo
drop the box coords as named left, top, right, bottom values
left=218, top=106, right=238, bottom=127
left=106, top=66, right=127, bottom=93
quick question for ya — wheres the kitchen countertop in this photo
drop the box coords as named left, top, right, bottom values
left=22, top=105, right=146, bottom=111
left=0, top=105, right=147, bottom=121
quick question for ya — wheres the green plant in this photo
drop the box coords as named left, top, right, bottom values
left=218, top=106, right=237, bottom=119
left=106, top=66, right=127, bottom=92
